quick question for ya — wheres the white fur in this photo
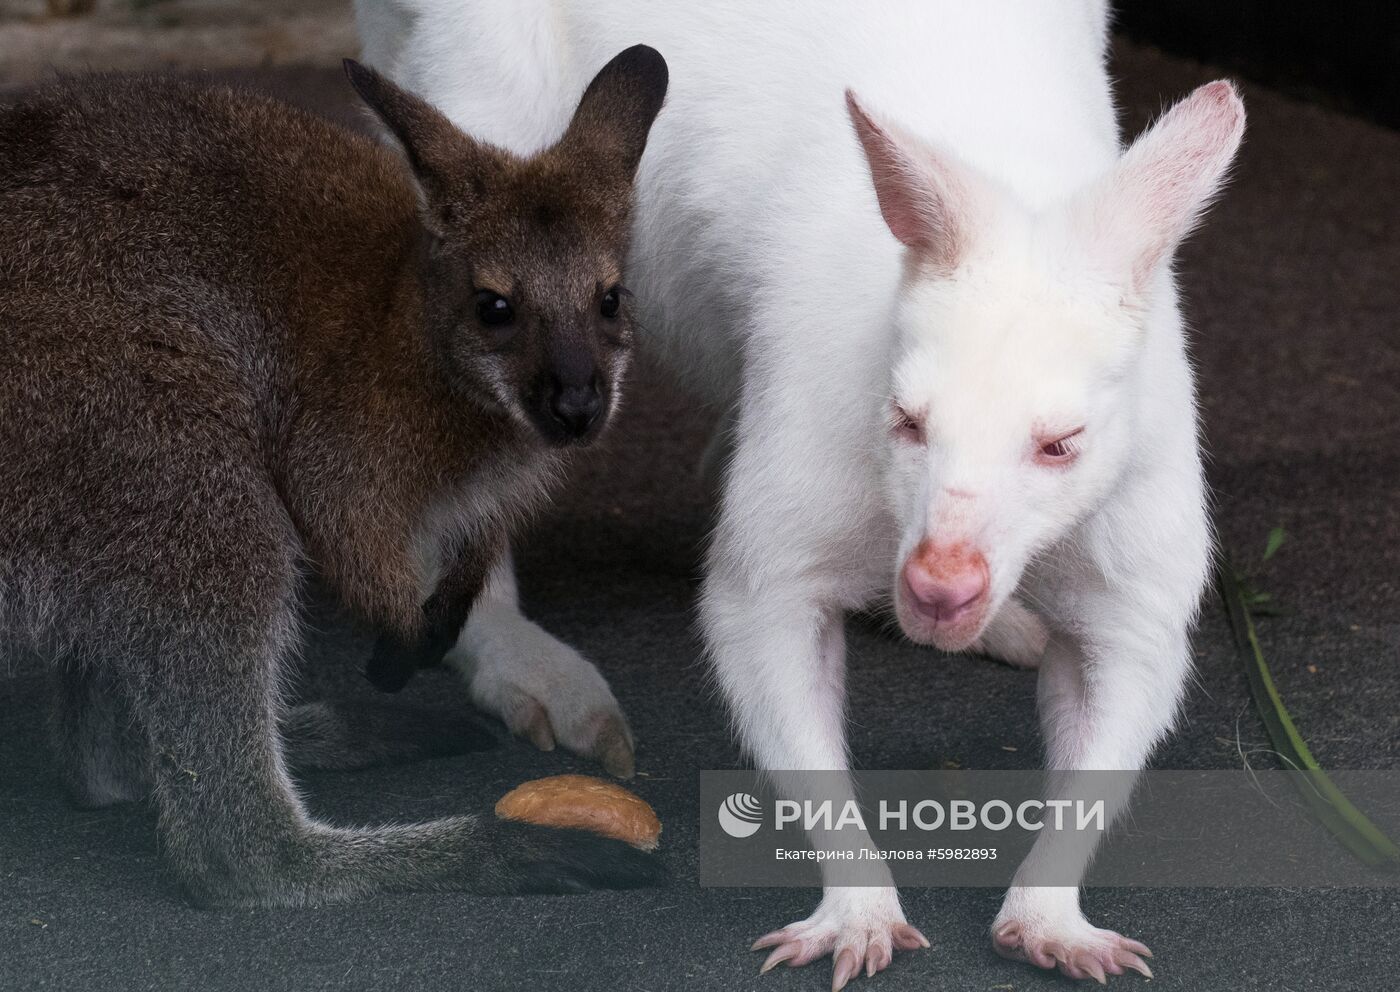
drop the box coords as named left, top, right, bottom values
left=449, top=550, right=632, bottom=766
left=358, top=0, right=1242, bottom=980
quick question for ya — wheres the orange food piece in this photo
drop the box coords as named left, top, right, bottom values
left=494, top=774, right=662, bottom=850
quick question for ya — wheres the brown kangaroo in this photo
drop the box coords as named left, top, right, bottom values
left=0, top=47, right=668, bottom=906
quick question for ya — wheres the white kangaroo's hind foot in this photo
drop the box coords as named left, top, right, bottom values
left=751, top=887, right=929, bottom=990
left=449, top=553, right=635, bottom=777
left=992, top=889, right=1153, bottom=984
left=970, top=598, right=1049, bottom=670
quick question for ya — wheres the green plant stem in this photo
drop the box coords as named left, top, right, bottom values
left=1215, top=557, right=1399, bottom=870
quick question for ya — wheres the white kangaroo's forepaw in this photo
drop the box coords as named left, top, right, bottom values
left=750, top=893, right=928, bottom=991
left=451, top=606, right=635, bottom=778
left=992, top=914, right=1153, bottom=984
left=972, top=598, right=1049, bottom=670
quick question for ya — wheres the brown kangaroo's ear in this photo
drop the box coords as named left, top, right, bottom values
left=558, top=45, right=668, bottom=184
left=344, top=59, right=500, bottom=219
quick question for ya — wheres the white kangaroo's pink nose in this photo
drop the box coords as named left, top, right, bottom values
left=901, top=542, right=989, bottom=623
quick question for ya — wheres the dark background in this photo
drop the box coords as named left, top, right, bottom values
left=1118, top=0, right=1400, bottom=128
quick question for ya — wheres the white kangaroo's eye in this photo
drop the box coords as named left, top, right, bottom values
left=1037, top=428, right=1084, bottom=464
left=890, top=404, right=924, bottom=445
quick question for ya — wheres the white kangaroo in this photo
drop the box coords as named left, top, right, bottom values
left=357, top=0, right=1244, bottom=983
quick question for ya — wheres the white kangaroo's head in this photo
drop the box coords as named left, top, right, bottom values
left=846, top=81, right=1245, bottom=652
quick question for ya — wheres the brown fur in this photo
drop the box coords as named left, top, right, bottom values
left=0, top=48, right=669, bottom=905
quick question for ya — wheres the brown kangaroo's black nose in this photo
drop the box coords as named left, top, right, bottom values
left=550, top=380, right=603, bottom=438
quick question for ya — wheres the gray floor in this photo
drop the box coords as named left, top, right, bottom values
left=3, top=40, right=1398, bottom=992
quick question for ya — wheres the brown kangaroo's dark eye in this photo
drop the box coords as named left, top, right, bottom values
left=600, top=287, right=622, bottom=319
left=475, top=291, right=513, bottom=327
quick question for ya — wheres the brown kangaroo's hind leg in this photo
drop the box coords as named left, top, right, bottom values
left=141, top=614, right=660, bottom=906
left=125, top=482, right=657, bottom=906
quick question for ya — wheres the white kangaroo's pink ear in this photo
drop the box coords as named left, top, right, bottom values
left=846, top=89, right=971, bottom=273
left=1083, top=80, right=1246, bottom=292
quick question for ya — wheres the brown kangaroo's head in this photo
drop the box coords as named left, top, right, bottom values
left=346, top=46, right=668, bottom=446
